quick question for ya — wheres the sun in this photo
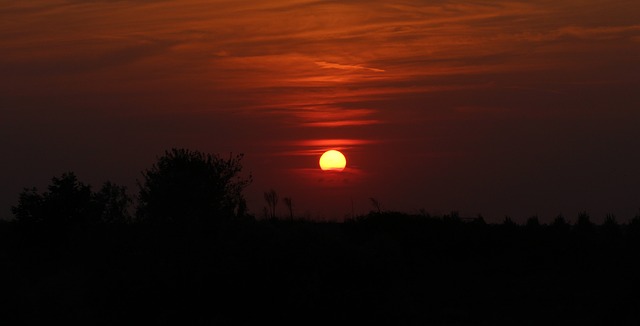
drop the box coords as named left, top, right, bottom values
left=319, top=150, right=347, bottom=171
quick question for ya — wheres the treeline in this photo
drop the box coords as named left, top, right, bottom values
left=3, top=148, right=640, bottom=324
left=9, top=147, right=637, bottom=230
left=10, top=148, right=251, bottom=226
left=349, top=210, right=640, bottom=241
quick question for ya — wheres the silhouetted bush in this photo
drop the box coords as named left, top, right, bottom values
left=526, top=215, right=541, bottom=228
left=442, top=210, right=461, bottom=224
left=136, top=148, right=252, bottom=224
left=472, top=214, right=487, bottom=226
left=502, top=215, right=516, bottom=227
left=552, top=214, right=571, bottom=233
left=575, top=211, right=594, bottom=233
left=601, top=214, right=620, bottom=234
left=627, top=214, right=640, bottom=237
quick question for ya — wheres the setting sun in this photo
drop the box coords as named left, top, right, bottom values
left=319, top=150, right=347, bottom=171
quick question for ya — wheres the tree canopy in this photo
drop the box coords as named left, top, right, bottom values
left=136, top=148, right=252, bottom=224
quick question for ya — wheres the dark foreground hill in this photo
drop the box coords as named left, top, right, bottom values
left=2, top=213, right=640, bottom=325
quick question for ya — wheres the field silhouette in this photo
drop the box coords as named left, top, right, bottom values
left=3, top=148, right=640, bottom=325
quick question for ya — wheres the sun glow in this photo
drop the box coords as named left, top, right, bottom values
left=319, top=150, right=347, bottom=171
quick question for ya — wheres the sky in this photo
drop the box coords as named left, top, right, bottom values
left=1, top=0, right=639, bottom=223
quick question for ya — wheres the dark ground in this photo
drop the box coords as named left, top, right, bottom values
left=2, top=213, right=640, bottom=325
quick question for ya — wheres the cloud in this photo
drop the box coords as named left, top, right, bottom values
left=3, top=0, right=639, bottom=123
left=290, top=139, right=375, bottom=147
left=276, top=138, right=376, bottom=157
left=315, top=61, right=385, bottom=72
left=302, top=120, right=381, bottom=127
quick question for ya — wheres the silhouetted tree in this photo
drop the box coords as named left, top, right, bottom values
left=94, top=181, right=133, bottom=223
left=11, top=187, right=44, bottom=223
left=11, top=172, right=131, bottom=224
left=44, top=172, right=93, bottom=224
left=283, top=197, right=293, bottom=220
left=264, top=189, right=278, bottom=219
left=136, top=148, right=252, bottom=224
left=369, top=197, right=381, bottom=214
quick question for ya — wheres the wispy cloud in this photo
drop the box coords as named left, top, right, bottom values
left=302, top=120, right=381, bottom=127
left=315, top=61, right=385, bottom=72
left=277, top=138, right=376, bottom=156
left=2, top=0, right=638, bottom=123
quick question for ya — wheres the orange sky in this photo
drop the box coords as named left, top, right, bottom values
left=2, top=0, right=639, bottom=221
